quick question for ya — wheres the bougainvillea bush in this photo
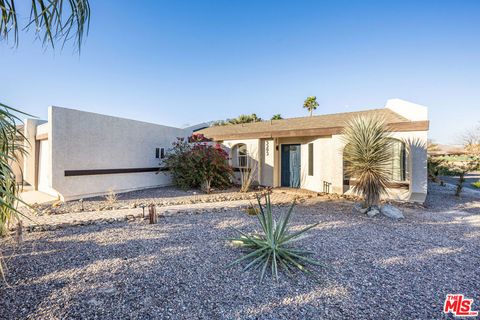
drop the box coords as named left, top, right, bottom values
left=163, top=136, right=233, bottom=193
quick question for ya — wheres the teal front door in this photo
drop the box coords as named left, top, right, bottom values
left=281, top=144, right=301, bottom=188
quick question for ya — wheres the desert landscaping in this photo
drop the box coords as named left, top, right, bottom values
left=1, top=182, right=478, bottom=319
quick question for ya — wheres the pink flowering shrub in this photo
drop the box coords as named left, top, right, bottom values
left=162, top=137, right=233, bottom=192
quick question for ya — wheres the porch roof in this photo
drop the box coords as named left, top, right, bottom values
left=196, top=108, right=429, bottom=141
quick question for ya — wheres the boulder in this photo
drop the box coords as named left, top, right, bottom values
left=366, top=208, right=379, bottom=217
left=353, top=203, right=368, bottom=214
left=381, top=204, right=404, bottom=219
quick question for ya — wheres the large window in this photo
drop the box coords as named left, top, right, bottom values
left=343, top=139, right=408, bottom=184
left=389, top=139, right=407, bottom=181
left=233, top=144, right=248, bottom=168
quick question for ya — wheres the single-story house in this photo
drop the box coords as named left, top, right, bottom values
left=20, top=106, right=205, bottom=201
left=196, top=98, right=429, bottom=202
left=19, top=98, right=428, bottom=203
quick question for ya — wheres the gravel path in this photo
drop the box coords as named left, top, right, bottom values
left=1, top=184, right=479, bottom=319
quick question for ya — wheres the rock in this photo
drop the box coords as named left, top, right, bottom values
left=353, top=203, right=368, bottom=214
left=366, top=208, right=379, bottom=217
left=381, top=204, right=404, bottom=219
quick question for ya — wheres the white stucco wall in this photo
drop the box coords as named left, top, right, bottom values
left=385, top=98, right=428, bottom=121
left=48, top=107, right=193, bottom=201
left=222, top=139, right=261, bottom=184
left=221, top=128, right=428, bottom=202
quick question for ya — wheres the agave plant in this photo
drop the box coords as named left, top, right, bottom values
left=342, top=116, right=393, bottom=208
left=227, top=194, right=321, bottom=283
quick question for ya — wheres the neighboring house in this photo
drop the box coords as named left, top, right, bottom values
left=196, top=99, right=429, bottom=202
left=21, top=106, right=204, bottom=201
left=428, top=144, right=466, bottom=157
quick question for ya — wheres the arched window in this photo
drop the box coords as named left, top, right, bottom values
left=232, top=144, right=248, bottom=168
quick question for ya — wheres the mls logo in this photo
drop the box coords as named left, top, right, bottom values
left=444, top=294, right=478, bottom=317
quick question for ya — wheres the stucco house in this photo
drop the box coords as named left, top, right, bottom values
left=19, top=98, right=428, bottom=203
left=21, top=106, right=204, bottom=201
left=196, top=98, right=429, bottom=202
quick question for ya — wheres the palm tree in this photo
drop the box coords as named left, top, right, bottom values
left=303, top=96, right=319, bottom=116
left=342, top=116, right=393, bottom=209
left=0, top=104, right=28, bottom=237
left=1, top=1, right=90, bottom=51
left=271, top=114, right=283, bottom=120
left=0, top=0, right=90, bottom=279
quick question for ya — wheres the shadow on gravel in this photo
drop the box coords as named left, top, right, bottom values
left=1, top=184, right=479, bottom=319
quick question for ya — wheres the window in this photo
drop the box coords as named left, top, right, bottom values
left=156, top=147, right=165, bottom=159
left=308, top=143, right=314, bottom=176
left=233, top=144, right=248, bottom=168
left=389, top=139, right=406, bottom=181
left=343, top=139, right=408, bottom=185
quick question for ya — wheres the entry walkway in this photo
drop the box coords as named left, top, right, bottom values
left=19, top=189, right=58, bottom=207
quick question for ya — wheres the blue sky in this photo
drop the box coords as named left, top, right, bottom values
left=1, top=0, right=479, bottom=144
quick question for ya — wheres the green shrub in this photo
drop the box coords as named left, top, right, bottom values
left=427, top=157, right=446, bottom=182
left=162, top=136, right=233, bottom=193
left=471, top=180, right=480, bottom=189
left=227, top=194, right=322, bottom=283
left=444, top=159, right=479, bottom=196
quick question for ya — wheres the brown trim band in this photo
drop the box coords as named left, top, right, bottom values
left=203, top=121, right=430, bottom=141
left=65, top=167, right=169, bottom=177
left=344, top=180, right=410, bottom=189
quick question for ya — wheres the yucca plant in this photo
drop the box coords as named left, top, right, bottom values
left=227, top=194, right=321, bottom=283
left=342, top=116, right=393, bottom=209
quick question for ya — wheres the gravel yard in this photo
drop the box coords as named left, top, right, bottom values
left=1, top=183, right=479, bottom=319
left=23, top=187, right=319, bottom=216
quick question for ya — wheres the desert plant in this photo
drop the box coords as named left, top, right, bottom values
left=163, top=137, right=233, bottom=192
left=227, top=194, right=321, bottom=283
left=303, top=96, right=319, bottom=116
left=271, top=114, right=283, bottom=120
left=0, top=104, right=29, bottom=282
left=427, top=156, right=446, bottom=183
left=342, top=116, right=394, bottom=209
left=104, top=189, right=118, bottom=205
left=239, top=161, right=258, bottom=193
left=444, top=159, right=479, bottom=196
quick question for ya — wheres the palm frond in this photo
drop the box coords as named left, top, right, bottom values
left=0, top=0, right=90, bottom=51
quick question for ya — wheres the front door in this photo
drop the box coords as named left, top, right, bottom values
left=281, top=144, right=301, bottom=188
